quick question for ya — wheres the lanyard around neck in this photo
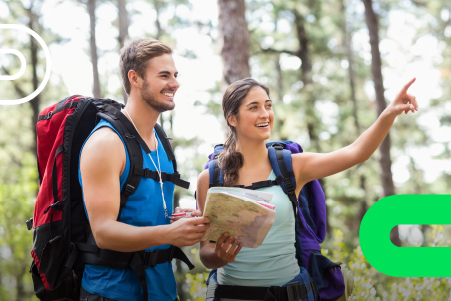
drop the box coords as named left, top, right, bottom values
left=123, top=108, right=169, bottom=219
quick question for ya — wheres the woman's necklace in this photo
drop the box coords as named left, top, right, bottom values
left=123, top=107, right=168, bottom=219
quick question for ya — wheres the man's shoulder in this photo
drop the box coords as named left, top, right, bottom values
left=80, top=126, right=126, bottom=170
left=86, top=126, right=124, bottom=151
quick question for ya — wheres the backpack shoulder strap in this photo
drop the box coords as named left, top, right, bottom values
left=96, top=104, right=143, bottom=220
left=268, top=146, right=298, bottom=218
left=154, top=123, right=175, bottom=162
left=208, top=159, right=224, bottom=188
left=153, top=123, right=190, bottom=189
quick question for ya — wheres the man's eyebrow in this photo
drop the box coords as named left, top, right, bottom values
left=245, top=99, right=272, bottom=106
left=158, top=70, right=178, bottom=75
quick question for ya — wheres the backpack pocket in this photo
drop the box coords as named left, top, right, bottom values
left=282, top=266, right=318, bottom=301
left=32, top=220, right=80, bottom=300
left=308, top=251, right=345, bottom=301
left=38, top=235, right=67, bottom=288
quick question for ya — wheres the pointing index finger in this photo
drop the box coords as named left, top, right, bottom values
left=400, top=77, right=416, bottom=94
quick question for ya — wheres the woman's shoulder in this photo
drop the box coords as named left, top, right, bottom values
left=197, top=169, right=210, bottom=189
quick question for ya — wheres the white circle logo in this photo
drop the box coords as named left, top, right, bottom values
left=0, top=24, right=52, bottom=105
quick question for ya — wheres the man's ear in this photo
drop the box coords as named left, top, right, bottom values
left=128, top=70, right=140, bottom=90
left=228, top=115, right=238, bottom=127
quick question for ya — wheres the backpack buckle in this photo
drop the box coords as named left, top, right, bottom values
left=141, top=250, right=158, bottom=267
left=286, top=282, right=301, bottom=301
left=265, top=180, right=275, bottom=187
left=44, top=201, right=62, bottom=214
left=93, top=100, right=104, bottom=110
left=271, top=143, right=284, bottom=150
left=45, top=111, right=53, bottom=120
left=26, top=218, right=33, bottom=230
left=124, top=184, right=135, bottom=195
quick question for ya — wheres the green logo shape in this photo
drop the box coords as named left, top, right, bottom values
left=359, top=195, right=451, bottom=277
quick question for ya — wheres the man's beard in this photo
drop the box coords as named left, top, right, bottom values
left=140, top=81, right=175, bottom=113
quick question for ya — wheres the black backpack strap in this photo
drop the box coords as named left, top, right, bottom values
left=235, top=178, right=282, bottom=190
left=96, top=107, right=143, bottom=220
left=135, top=168, right=190, bottom=189
left=72, top=242, right=194, bottom=301
left=154, top=123, right=175, bottom=160
left=206, top=281, right=313, bottom=301
left=153, top=123, right=190, bottom=189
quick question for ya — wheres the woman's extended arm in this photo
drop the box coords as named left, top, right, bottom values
left=293, top=78, right=419, bottom=188
left=197, top=169, right=243, bottom=269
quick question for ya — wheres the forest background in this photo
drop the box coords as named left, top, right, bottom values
left=1, top=0, right=451, bottom=300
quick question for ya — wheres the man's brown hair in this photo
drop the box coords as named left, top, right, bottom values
left=120, top=38, right=173, bottom=94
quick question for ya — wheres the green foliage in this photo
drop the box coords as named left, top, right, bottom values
left=185, top=272, right=209, bottom=301
left=326, top=227, right=451, bottom=301
left=0, top=105, right=37, bottom=300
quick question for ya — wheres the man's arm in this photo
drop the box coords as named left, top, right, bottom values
left=80, top=127, right=210, bottom=252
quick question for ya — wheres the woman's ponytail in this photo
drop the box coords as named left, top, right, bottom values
left=219, top=129, right=243, bottom=187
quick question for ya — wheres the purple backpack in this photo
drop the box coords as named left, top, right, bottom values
left=205, top=141, right=345, bottom=301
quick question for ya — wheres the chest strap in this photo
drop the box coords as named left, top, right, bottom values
left=135, top=168, right=190, bottom=189
left=206, top=281, right=313, bottom=301
left=209, top=175, right=284, bottom=190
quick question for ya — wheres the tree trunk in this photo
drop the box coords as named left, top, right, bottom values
left=218, top=0, right=250, bottom=91
left=292, top=9, right=331, bottom=234
left=151, top=0, right=166, bottom=126
left=293, top=10, right=321, bottom=152
left=339, top=0, right=369, bottom=226
left=15, top=268, right=27, bottom=300
left=118, top=0, right=129, bottom=104
left=117, top=0, right=129, bottom=49
left=293, top=11, right=312, bottom=86
left=26, top=7, right=41, bottom=157
left=362, top=0, right=400, bottom=246
left=153, top=0, right=164, bottom=40
left=88, top=0, right=101, bottom=98
left=274, top=53, right=286, bottom=139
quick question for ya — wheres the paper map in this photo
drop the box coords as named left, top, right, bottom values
left=201, top=187, right=276, bottom=248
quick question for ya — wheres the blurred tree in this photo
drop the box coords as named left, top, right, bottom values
left=87, top=0, right=102, bottom=98
left=218, top=0, right=251, bottom=91
left=2, top=0, right=47, bottom=155
left=362, top=0, right=400, bottom=246
left=338, top=0, right=369, bottom=225
left=117, top=0, right=130, bottom=103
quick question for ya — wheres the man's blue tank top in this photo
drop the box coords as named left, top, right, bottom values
left=78, top=119, right=177, bottom=301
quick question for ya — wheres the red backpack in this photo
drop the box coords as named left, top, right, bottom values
left=29, top=95, right=192, bottom=301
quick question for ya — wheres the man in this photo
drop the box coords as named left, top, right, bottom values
left=79, top=38, right=210, bottom=301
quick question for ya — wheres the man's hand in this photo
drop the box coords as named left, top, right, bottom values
left=167, top=216, right=210, bottom=247
left=170, top=207, right=202, bottom=223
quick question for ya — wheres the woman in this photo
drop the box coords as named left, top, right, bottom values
left=196, top=77, right=418, bottom=301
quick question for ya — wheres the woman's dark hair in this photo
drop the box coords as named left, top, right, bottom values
left=219, top=78, right=270, bottom=187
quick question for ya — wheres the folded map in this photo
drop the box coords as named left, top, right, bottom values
left=201, top=187, right=276, bottom=248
